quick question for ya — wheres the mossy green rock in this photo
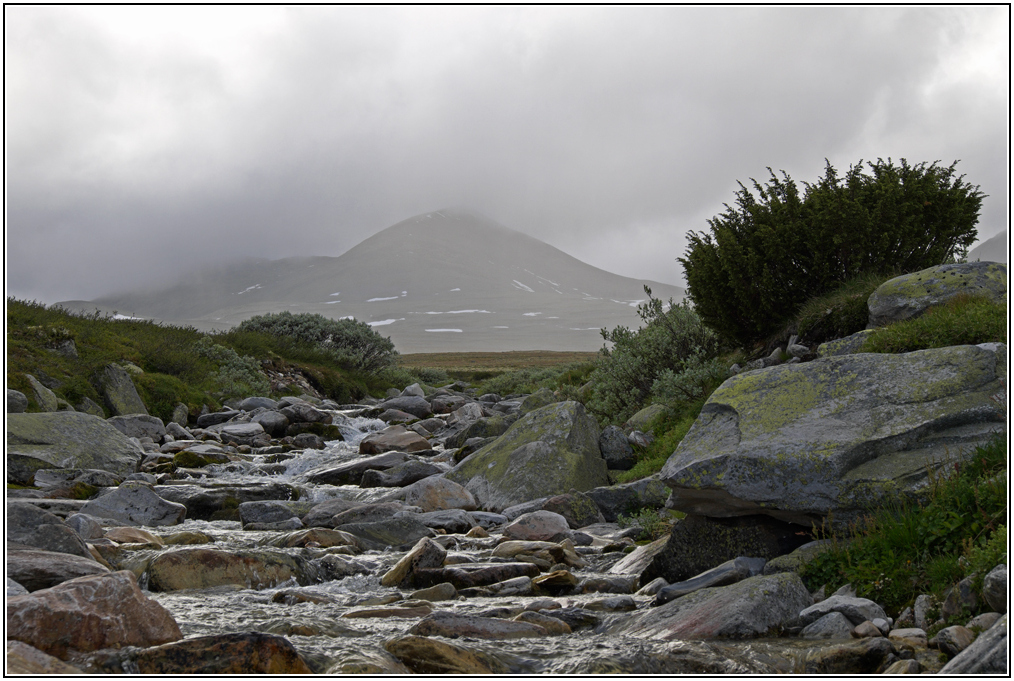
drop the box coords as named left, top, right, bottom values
left=624, top=404, right=667, bottom=433
left=445, top=401, right=608, bottom=512
left=867, top=262, right=1007, bottom=328
left=25, top=375, right=60, bottom=413
left=6, top=412, right=144, bottom=484
left=518, top=388, right=559, bottom=416
left=660, top=345, right=1006, bottom=527
left=97, top=363, right=148, bottom=416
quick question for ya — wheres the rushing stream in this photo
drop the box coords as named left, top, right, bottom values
left=104, top=407, right=903, bottom=674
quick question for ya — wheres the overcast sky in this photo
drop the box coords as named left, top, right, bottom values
left=5, top=6, right=1009, bottom=303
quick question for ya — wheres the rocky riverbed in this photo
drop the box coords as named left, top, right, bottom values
left=7, top=380, right=1008, bottom=675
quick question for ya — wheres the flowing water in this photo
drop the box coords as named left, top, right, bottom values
left=130, top=409, right=845, bottom=674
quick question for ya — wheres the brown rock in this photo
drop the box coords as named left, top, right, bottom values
left=384, top=635, right=510, bottom=674
left=6, top=571, right=182, bottom=658
left=408, top=612, right=549, bottom=639
left=381, top=537, right=447, bottom=587
left=804, top=637, right=895, bottom=674
left=267, top=527, right=358, bottom=549
left=852, top=620, right=884, bottom=638
left=532, top=569, right=580, bottom=591
left=410, top=582, right=458, bottom=601
left=513, top=610, right=572, bottom=634
left=933, top=625, right=976, bottom=658
left=882, top=659, right=921, bottom=674
left=412, top=562, right=540, bottom=589
left=400, top=476, right=478, bottom=512
left=341, top=604, right=435, bottom=619
left=359, top=425, right=431, bottom=455
left=133, top=632, right=312, bottom=674
left=104, top=526, right=165, bottom=546
left=6, top=641, right=83, bottom=674
left=145, top=547, right=306, bottom=591
left=503, top=510, right=571, bottom=541
left=7, top=549, right=109, bottom=592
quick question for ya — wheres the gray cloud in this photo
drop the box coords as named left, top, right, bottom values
left=6, top=6, right=1008, bottom=302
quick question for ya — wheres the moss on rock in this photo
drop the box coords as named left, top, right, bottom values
left=445, top=401, right=608, bottom=512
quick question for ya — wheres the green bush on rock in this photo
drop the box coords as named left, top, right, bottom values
left=681, top=158, right=984, bottom=348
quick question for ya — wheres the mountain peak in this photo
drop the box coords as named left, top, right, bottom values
left=60, top=211, right=684, bottom=352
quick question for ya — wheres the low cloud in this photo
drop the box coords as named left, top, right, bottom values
left=6, top=6, right=1008, bottom=302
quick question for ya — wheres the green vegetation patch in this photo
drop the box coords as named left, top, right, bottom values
left=861, top=294, right=1007, bottom=354
left=616, top=395, right=710, bottom=483
left=792, top=272, right=894, bottom=347
left=800, top=435, right=1007, bottom=616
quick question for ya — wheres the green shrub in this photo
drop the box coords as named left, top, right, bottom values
left=681, top=159, right=984, bottom=349
left=966, top=524, right=1007, bottom=594
left=588, top=288, right=719, bottom=424
left=800, top=435, right=1007, bottom=614
left=194, top=337, right=270, bottom=398
left=861, top=295, right=1007, bottom=353
left=236, top=311, right=397, bottom=373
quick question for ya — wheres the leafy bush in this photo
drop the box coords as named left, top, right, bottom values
left=588, top=288, right=720, bottom=423
left=861, top=295, right=1007, bottom=353
left=800, top=435, right=1007, bottom=615
left=476, top=362, right=595, bottom=398
left=681, top=159, right=985, bottom=348
left=194, top=337, right=270, bottom=398
left=236, top=311, right=397, bottom=373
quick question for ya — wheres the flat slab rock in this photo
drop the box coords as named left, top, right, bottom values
left=602, top=572, right=813, bottom=641
left=408, top=612, right=550, bottom=639
left=411, top=562, right=541, bottom=589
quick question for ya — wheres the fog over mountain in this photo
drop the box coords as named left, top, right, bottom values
left=58, top=210, right=684, bottom=353
left=6, top=7, right=1008, bottom=305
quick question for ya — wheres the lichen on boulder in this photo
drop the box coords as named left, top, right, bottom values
left=659, top=344, right=1005, bottom=527
left=867, top=261, right=1007, bottom=328
left=445, top=401, right=608, bottom=512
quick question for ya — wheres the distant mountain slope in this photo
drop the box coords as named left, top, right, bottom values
left=59, top=210, right=685, bottom=352
left=967, top=230, right=1008, bottom=264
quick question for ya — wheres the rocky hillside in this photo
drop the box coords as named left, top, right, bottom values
left=57, top=210, right=685, bottom=353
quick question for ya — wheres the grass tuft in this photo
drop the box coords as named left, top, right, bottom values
left=861, top=294, right=1007, bottom=353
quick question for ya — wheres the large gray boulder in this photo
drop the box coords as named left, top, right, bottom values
left=97, top=364, right=148, bottom=416
left=602, top=572, right=812, bottom=640
left=107, top=414, right=166, bottom=441
left=80, top=481, right=187, bottom=526
left=377, top=396, right=433, bottom=419
left=659, top=345, right=1006, bottom=526
left=940, top=613, right=1007, bottom=674
left=7, top=503, right=93, bottom=558
left=6, top=412, right=144, bottom=485
left=25, top=375, right=59, bottom=412
left=445, top=401, right=608, bottom=512
left=867, top=261, right=1007, bottom=328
